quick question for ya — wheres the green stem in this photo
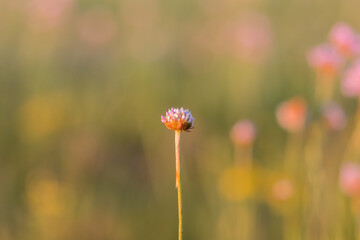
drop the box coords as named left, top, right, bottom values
left=175, top=130, right=183, bottom=240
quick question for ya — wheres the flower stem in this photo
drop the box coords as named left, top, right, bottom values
left=343, top=96, right=360, bottom=161
left=175, top=130, right=183, bottom=240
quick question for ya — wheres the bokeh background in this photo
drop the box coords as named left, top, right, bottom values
left=2, top=0, right=360, bottom=239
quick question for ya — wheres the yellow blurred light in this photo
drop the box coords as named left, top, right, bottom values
left=217, top=167, right=254, bottom=202
left=25, top=169, right=72, bottom=239
left=18, top=94, right=66, bottom=141
left=26, top=170, right=64, bottom=218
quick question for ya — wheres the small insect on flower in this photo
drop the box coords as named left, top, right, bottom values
left=161, top=107, right=195, bottom=131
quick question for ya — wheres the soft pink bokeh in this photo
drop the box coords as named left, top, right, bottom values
left=229, top=12, right=273, bottom=64
left=341, top=60, right=360, bottom=97
left=307, top=44, right=343, bottom=78
left=27, top=0, right=74, bottom=29
left=230, top=120, right=256, bottom=146
left=340, top=162, right=360, bottom=197
left=276, top=97, right=307, bottom=133
left=329, top=22, right=360, bottom=58
left=77, top=8, right=117, bottom=46
left=272, top=178, right=294, bottom=201
left=322, top=102, right=347, bottom=130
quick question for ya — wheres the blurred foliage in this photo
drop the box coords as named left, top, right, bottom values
left=1, top=0, right=360, bottom=239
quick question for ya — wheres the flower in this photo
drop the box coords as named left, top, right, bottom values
left=28, top=0, right=74, bottom=29
left=322, top=102, right=347, bottom=130
left=329, top=22, right=360, bottom=58
left=339, top=162, right=360, bottom=197
left=341, top=60, right=360, bottom=97
left=307, top=44, right=343, bottom=78
left=271, top=178, right=294, bottom=202
left=276, top=97, right=307, bottom=133
left=161, top=107, right=194, bottom=131
left=230, top=120, right=256, bottom=146
left=230, top=12, right=273, bottom=64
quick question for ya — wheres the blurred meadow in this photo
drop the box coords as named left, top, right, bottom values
left=2, top=0, right=360, bottom=239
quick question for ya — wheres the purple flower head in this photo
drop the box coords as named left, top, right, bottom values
left=341, top=60, right=360, bottom=97
left=161, top=107, right=194, bottom=131
left=329, top=22, right=360, bottom=58
left=307, top=44, right=343, bottom=78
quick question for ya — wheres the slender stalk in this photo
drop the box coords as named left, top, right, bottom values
left=234, top=144, right=253, bottom=240
left=315, top=74, right=335, bottom=104
left=343, top=96, right=360, bottom=162
left=175, top=130, right=183, bottom=240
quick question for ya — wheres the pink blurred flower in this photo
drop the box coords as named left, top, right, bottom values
left=272, top=178, right=294, bottom=201
left=307, top=44, right=343, bottom=78
left=276, top=97, right=307, bottom=133
left=340, top=162, right=360, bottom=197
left=329, top=22, right=360, bottom=58
left=322, top=102, right=347, bottom=130
left=77, top=8, right=117, bottom=46
left=341, top=60, right=360, bottom=97
left=28, top=0, right=74, bottom=29
left=230, top=120, right=256, bottom=146
left=230, top=12, right=273, bottom=63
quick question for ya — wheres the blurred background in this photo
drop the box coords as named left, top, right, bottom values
left=1, top=0, right=360, bottom=239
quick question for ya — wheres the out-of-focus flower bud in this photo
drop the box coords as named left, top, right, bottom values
left=329, top=22, right=360, bottom=58
left=340, top=162, right=360, bottom=197
left=307, top=44, right=343, bottom=78
left=230, top=120, right=256, bottom=147
left=322, top=102, right=347, bottom=130
left=342, top=60, right=360, bottom=97
left=276, top=97, right=307, bottom=133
